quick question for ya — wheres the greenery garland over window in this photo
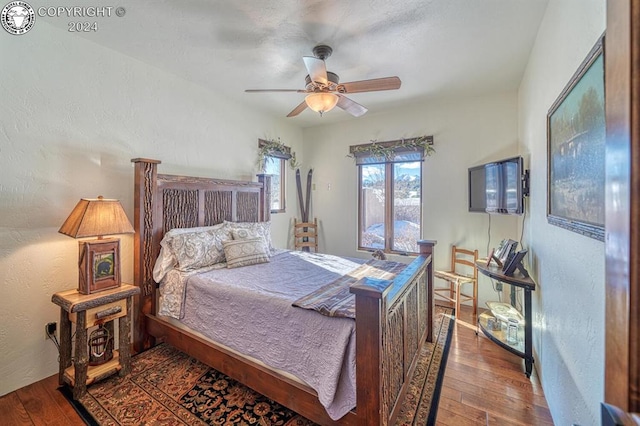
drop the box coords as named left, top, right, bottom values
left=257, top=138, right=299, bottom=171
left=348, top=135, right=435, bottom=161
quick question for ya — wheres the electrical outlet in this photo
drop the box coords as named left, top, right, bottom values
left=45, top=322, right=57, bottom=340
left=496, top=282, right=503, bottom=292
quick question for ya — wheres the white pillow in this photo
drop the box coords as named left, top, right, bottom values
left=224, top=220, right=274, bottom=252
left=152, top=223, right=230, bottom=281
left=223, top=237, right=270, bottom=269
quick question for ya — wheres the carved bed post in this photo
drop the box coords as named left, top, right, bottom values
left=418, top=239, right=437, bottom=342
left=131, top=158, right=161, bottom=353
left=350, top=239, right=436, bottom=426
left=350, top=277, right=392, bottom=426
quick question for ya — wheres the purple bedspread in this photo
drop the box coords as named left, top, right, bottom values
left=178, top=250, right=365, bottom=420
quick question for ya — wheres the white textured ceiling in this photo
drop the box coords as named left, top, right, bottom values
left=42, top=0, right=549, bottom=127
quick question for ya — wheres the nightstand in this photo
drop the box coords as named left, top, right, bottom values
left=51, top=284, right=140, bottom=399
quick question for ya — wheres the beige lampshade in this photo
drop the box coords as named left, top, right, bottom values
left=59, top=196, right=134, bottom=238
left=305, top=92, right=339, bottom=114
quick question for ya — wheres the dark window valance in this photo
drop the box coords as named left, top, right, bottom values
left=349, top=136, right=433, bottom=165
left=259, top=139, right=292, bottom=160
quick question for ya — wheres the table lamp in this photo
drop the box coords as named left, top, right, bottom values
left=59, top=196, right=134, bottom=294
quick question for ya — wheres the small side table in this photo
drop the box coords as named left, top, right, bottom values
left=51, top=284, right=140, bottom=399
left=475, top=260, right=535, bottom=377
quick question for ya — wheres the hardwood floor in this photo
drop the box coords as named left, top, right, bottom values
left=436, top=304, right=553, bottom=425
left=0, top=374, right=85, bottom=426
left=0, top=304, right=553, bottom=426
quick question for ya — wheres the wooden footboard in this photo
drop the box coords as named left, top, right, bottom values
left=351, top=240, right=435, bottom=425
left=130, top=158, right=435, bottom=426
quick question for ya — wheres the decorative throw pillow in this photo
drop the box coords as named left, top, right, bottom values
left=223, top=237, right=270, bottom=269
left=224, top=220, right=274, bottom=252
left=230, top=227, right=260, bottom=240
left=154, top=224, right=228, bottom=281
left=153, top=223, right=232, bottom=276
left=171, top=229, right=231, bottom=271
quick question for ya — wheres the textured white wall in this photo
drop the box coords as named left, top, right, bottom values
left=0, top=22, right=303, bottom=396
left=518, top=0, right=606, bottom=424
left=302, top=92, right=521, bottom=309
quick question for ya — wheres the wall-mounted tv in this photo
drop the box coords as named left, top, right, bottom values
left=468, top=156, right=528, bottom=215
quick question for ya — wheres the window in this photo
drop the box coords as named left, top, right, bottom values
left=355, top=143, right=424, bottom=254
left=264, top=155, right=285, bottom=213
left=259, top=139, right=292, bottom=213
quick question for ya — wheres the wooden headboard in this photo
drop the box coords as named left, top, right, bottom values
left=131, top=158, right=271, bottom=352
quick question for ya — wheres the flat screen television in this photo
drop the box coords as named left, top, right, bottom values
left=468, top=156, right=527, bottom=215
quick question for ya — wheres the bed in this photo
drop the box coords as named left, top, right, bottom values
left=130, top=158, right=436, bottom=425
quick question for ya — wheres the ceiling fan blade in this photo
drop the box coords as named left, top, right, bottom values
left=303, top=56, right=328, bottom=86
left=245, top=89, right=307, bottom=93
left=336, top=94, right=368, bottom=117
left=287, top=100, right=308, bottom=117
left=339, top=76, right=401, bottom=93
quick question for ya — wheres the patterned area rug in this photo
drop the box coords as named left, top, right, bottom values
left=62, top=305, right=454, bottom=425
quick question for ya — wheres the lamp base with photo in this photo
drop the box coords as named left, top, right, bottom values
left=78, top=238, right=122, bottom=294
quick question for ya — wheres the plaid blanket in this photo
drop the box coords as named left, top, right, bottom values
left=292, top=259, right=407, bottom=319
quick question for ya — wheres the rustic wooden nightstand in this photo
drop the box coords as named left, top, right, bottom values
left=51, top=284, right=140, bottom=399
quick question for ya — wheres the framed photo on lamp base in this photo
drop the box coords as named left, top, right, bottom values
left=78, top=239, right=121, bottom=294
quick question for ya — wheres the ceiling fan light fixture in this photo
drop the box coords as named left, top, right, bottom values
left=305, top=93, right=339, bottom=116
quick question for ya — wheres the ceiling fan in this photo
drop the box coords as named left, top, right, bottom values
left=245, top=45, right=401, bottom=118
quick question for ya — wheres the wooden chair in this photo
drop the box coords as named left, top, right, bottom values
left=434, top=245, right=478, bottom=319
left=294, top=218, right=318, bottom=252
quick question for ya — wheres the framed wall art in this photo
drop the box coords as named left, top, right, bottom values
left=547, top=35, right=605, bottom=241
left=78, top=239, right=121, bottom=294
